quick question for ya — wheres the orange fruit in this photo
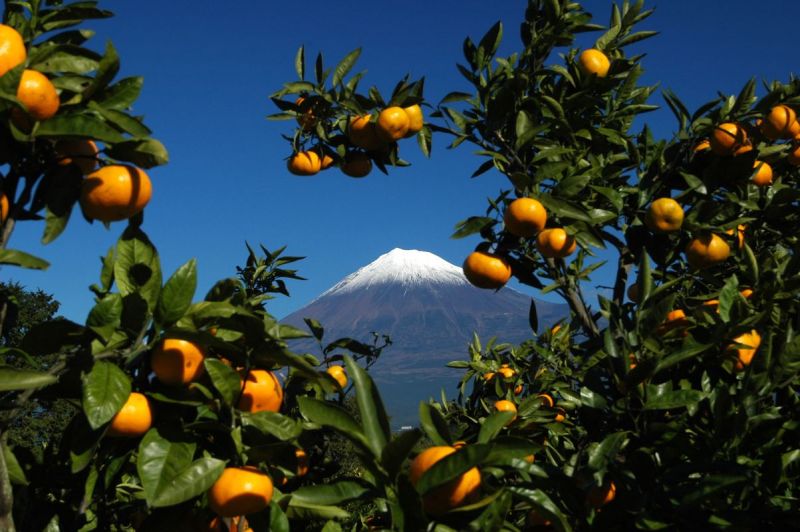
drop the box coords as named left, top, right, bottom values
left=341, top=152, right=372, bottom=178
left=294, top=96, right=316, bottom=131
left=627, top=283, right=640, bottom=303
left=497, top=366, right=516, bottom=379
left=586, top=481, right=616, bottom=507
left=295, top=449, right=309, bottom=477
left=463, top=251, right=512, bottom=289
left=17, top=69, right=60, bottom=121
left=657, top=309, right=690, bottom=336
left=107, top=392, right=152, bottom=438
left=710, top=123, right=747, bottom=156
left=504, top=197, right=547, bottom=238
left=645, top=198, right=684, bottom=233
left=376, top=106, right=410, bottom=141
left=409, top=446, right=481, bottom=515
left=740, top=288, right=754, bottom=299
left=725, top=224, right=745, bottom=250
left=56, top=139, right=99, bottom=175
left=80, top=164, right=152, bottom=222
left=0, top=24, right=26, bottom=77
left=536, top=228, right=577, bottom=258
left=524, top=454, right=535, bottom=464
left=733, top=143, right=753, bottom=156
left=685, top=233, right=730, bottom=269
left=692, top=139, right=710, bottom=153
left=0, top=192, right=8, bottom=223
left=326, top=365, right=348, bottom=389
left=577, top=48, right=610, bottom=78
left=208, top=466, right=274, bottom=517
left=555, top=408, right=566, bottom=423
left=151, top=339, right=206, bottom=386
left=208, top=516, right=252, bottom=532
left=237, top=370, right=283, bottom=413
left=514, top=384, right=523, bottom=395
left=320, top=152, right=335, bottom=170
left=751, top=160, right=772, bottom=186
left=788, top=142, right=800, bottom=166
left=482, top=372, right=495, bottom=381
left=628, top=353, right=638, bottom=370
left=762, top=105, right=797, bottom=140
left=727, top=329, right=761, bottom=371
left=537, top=393, right=554, bottom=408
left=452, top=441, right=467, bottom=449
left=348, top=115, right=384, bottom=151
left=494, top=399, right=517, bottom=423
left=287, top=151, right=321, bottom=176
left=788, top=119, right=800, bottom=138
left=403, top=104, right=424, bottom=135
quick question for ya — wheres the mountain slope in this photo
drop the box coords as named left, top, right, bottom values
left=282, top=248, right=568, bottom=426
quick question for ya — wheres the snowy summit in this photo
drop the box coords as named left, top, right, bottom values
left=320, top=248, right=468, bottom=296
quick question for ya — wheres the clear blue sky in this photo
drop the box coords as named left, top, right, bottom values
left=5, top=1, right=800, bottom=322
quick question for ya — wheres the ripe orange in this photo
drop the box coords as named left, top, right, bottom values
left=537, top=393, right=554, bottom=408
left=586, top=481, right=616, bottom=507
left=740, top=288, right=754, bottom=299
left=685, top=233, right=730, bottom=269
left=320, top=152, right=335, bottom=170
left=341, top=152, right=372, bottom=178
left=577, top=48, right=610, bottom=78
left=376, top=106, right=410, bottom=141
left=326, top=365, right=348, bottom=389
left=725, top=224, right=745, bottom=250
left=727, top=329, right=761, bottom=371
left=237, top=370, right=283, bottom=413
left=452, top=441, right=467, bottom=449
left=761, top=104, right=797, bottom=140
left=692, top=139, right=711, bottom=153
left=107, top=392, right=152, bottom=438
left=0, top=192, right=8, bottom=223
left=555, top=408, right=566, bottom=423
left=482, top=372, right=495, bottom=381
left=514, top=384, right=523, bottom=395
left=628, top=353, right=638, bottom=370
left=751, top=160, right=772, bottom=186
left=710, top=123, right=747, bottom=156
left=494, top=399, right=517, bottom=423
left=208, top=466, right=274, bottom=517
left=645, top=197, right=684, bottom=233
left=56, top=139, right=99, bottom=175
left=551, top=324, right=562, bottom=335
left=403, top=104, right=424, bottom=135
left=80, top=165, right=152, bottom=222
left=208, top=516, right=252, bottom=532
left=497, top=366, right=516, bottom=379
left=296, top=449, right=309, bottom=476
left=409, top=446, right=481, bottom=515
left=151, top=339, right=206, bottom=386
left=788, top=119, right=800, bottom=138
left=348, top=115, right=384, bottom=151
left=0, top=24, right=26, bottom=77
left=733, top=143, right=753, bottom=156
left=536, top=228, right=576, bottom=258
left=504, top=197, right=547, bottom=238
left=17, top=69, right=60, bottom=121
left=294, top=96, right=316, bottom=131
left=657, top=309, right=690, bottom=336
left=287, top=151, right=322, bottom=176
left=462, top=251, right=512, bottom=289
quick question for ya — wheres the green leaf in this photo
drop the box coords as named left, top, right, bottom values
left=3, top=442, right=28, bottom=485
left=414, top=443, right=488, bottom=496
left=114, top=226, right=162, bottom=311
left=654, top=343, right=713, bottom=373
left=451, top=216, right=494, bottom=239
left=290, top=480, right=371, bottom=507
left=270, top=500, right=290, bottom=532
left=28, top=43, right=101, bottom=74
left=332, top=48, right=361, bottom=87
left=155, top=259, right=197, bottom=326
left=508, top=487, right=572, bottom=531
left=382, top=428, right=423, bottom=479
left=0, top=249, right=50, bottom=270
left=588, top=431, right=628, bottom=471
left=718, top=275, right=739, bottom=324
left=643, top=389, right=705, bottom=410
left=0, top=367, right=57, bottom=392
left=345, top=355, right=390, bottom=457
left=95, top=76, right=143, bottom=110
left=82, top=361, right=131, bottom=430
left=86, top=293, right=123, bottom=341
left=295, top=46, right=305, bottom=80
left=137, top=428, right=225, bottom=507
left=106, top=137, right=168, bottom=168
left=297, top=396, right=370, bottom=452
left=204, top=358, right=242, bottom=406
left=241, top=411, right=303, bottom=441
left=478, top=411, right=515, bottom=443
left=36, top=113, right=126, bottom=143
left=418, top=402, right=451, bottom=446
left=538, top=195, right=592, bottom=223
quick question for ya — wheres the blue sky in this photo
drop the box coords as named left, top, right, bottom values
left=5, top=0, right=800, bottom=322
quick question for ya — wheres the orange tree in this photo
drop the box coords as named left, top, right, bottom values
left=272, top=0, right=800, bottom=529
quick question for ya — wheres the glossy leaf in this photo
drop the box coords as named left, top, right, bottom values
left=81, top=361, right=130, bottom=430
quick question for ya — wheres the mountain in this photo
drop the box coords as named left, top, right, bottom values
left=281, top=248, right=568, bottom=427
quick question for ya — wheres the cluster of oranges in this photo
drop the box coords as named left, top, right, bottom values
left=103, top=335, right=351, bottom=525
left=463, top=197, right=576, bottom=290
left=0, top=24, right=152, bottom=225
left=287, top=101, right=424, bottom=178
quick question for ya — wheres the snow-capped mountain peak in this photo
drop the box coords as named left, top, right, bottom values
left=320, top=248, right=468, bottom=296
